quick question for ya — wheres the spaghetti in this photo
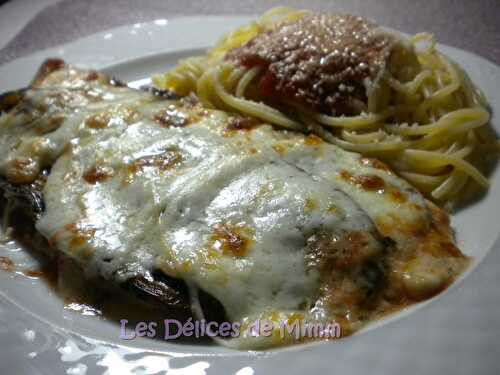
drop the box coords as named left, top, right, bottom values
left=153, top=7, right=495, bottom=205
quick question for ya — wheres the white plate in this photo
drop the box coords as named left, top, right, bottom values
left=1, top=16, right=500, bottom=375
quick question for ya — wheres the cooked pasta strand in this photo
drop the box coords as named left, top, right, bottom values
left=155, top=7, right=495, bottom=204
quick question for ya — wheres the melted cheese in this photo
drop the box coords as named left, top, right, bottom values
left=0, top=64, right=468, bottom=348
left=0, top=67, right=153, bottom=183
left=36, top=103, right=380, bottom=311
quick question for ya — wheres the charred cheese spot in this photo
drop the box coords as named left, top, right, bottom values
left=154, top=107, right=194, bottom=128
left=47, top=222, right=96, bottom=256
left=83, top=165, right=114, bottom=184
left=85, top=71, right=99, bottom=81
left=225, top=117, right=262, bottom=135
left=85, top=113, right=110, bottom=129
left=0, top=91, right=25, bottom=112
left=122, top=149, right=183, bottom=185
left=85, top=107, right=137, bottom=129
left=304, top=134, right=324, bottom=146
left=389, top=189, right=407, bottom=203
left=32, top=58, right=66, bottom=87
left=6, top=157, right=38, bottom=184
left=132, top=150, right=182, bottom=172
left=339, top=170, right=386, bottom=192
left=340, top=169, right=407, bottom=204
left=211, top=223, right=252, bottom=258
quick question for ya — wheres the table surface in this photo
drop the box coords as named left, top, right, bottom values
left=0, top=0, right=499, bottom=67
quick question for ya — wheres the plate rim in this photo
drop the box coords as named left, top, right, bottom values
left=1, top=15, right=500, bottom=375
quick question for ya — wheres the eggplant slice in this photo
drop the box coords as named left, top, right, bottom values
left=0, top=59, right=469, bottom=349
left=0, top=171, right=193, bottom=313
left=0, top=59, right=194, bottom=315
